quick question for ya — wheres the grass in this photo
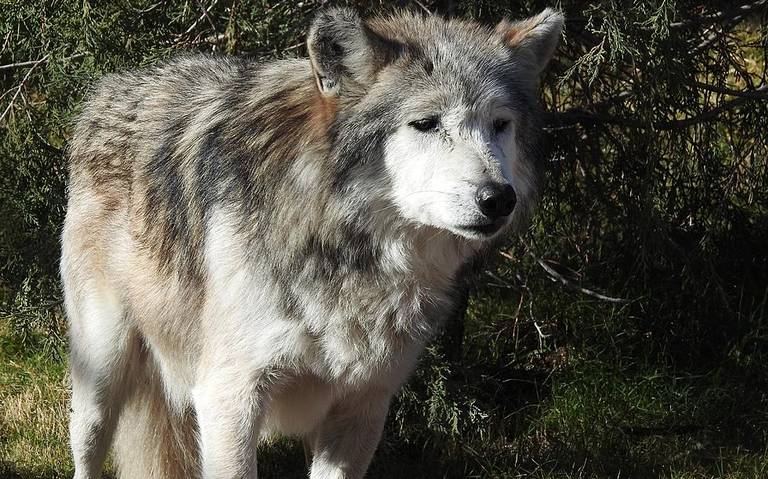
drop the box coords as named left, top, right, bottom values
left=1, top=278, right=767, bottom=478
left=0, top=318, right=72, bottom=478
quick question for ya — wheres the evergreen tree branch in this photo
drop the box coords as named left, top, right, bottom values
left=547, top=85, right=767, bottom=130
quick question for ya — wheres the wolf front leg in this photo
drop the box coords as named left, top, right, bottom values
left=308, top=389, right=392, bottom=479
left=193, top=365, right=266, bottom=479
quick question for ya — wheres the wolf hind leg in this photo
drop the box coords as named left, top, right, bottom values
left=114, top=353, right=201, bottom=479
left=67, top=283, right=139, bottom=479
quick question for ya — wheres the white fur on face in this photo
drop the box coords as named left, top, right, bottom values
left=384, top=98, right=533, bottom=241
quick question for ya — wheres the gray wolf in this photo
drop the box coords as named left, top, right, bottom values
left=61, top=7, right=562, bottom=478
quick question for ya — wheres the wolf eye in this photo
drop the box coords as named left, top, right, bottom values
left=493, top=119, right=510, bottom=135
left=409, top=117, right=440, bottom=133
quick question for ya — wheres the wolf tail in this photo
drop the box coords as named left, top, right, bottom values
left=113, top=354, right=199, bottom=478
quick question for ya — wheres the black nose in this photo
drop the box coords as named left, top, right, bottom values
left=475, top=182, right=516, bottom=219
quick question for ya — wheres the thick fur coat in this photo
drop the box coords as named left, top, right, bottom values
left=62, top=7, right=563, bottom=479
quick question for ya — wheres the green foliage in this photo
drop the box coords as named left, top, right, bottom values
left=1, top=1, right=767, bottom=477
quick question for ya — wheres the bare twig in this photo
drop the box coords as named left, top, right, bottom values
left=548, top=85, right=767, bottom=130
left=179, top=0, right=220, bottom=39
left=501, top=250, right=630, bottom=303
left=535, top=256, right=629, bottom=303
left=282, top=42, right=304, bottom=52
left=1, top=31, right=11, bottom=55
left=136, top=1, right=164, bottom=14
left=667, top=0, right=767, bottom=31
left=666, top=85, right=768, bottom=129
left=689, top=13, right=748, bottom=55
left=695, top=82, right=768, bottom=99
left=187, top=33, right=228, bottom=46
left=0, top=52, right=86, bottom=71
left=411, top=0, right=432, bottom=15
left=0, top=59, right=47, bottom=71
left=195, top=0, right=218, bottom=34
left=0, top=54, right=49, bottom=124
left=533, top=321, right=550, bottom=341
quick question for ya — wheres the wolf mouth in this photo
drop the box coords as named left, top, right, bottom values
left=457, top=221, right=505, bottom=236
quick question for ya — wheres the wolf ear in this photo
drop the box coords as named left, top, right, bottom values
left=307, top=8, right=400, bottom=97
left=496, top=8, right=564, bottom=74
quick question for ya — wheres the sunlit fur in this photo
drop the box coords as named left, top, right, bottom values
left=62, top=7, right=562, bottom=479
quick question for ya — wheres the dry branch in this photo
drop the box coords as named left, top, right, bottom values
left=501, top=251, right=630, bottom=303
left=547, top=85, right=768, bottom=130
left=178, top=0, right=220, bottom=40
left=0, top=54, right=49, bottom=124
left=668, top=0, right=767, bottom=31
left=0, top=52, right=86, bottom=72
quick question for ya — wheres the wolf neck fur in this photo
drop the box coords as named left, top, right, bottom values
left=231, top=60, right=478, bottom=298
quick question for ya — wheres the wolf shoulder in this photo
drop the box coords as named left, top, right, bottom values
left=70, top=54, right=303, bottom=154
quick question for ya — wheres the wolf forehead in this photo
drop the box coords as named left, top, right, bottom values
left=308, top=7, right=563, bottom=109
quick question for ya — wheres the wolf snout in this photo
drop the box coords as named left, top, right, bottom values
left=475, top=182, right=516, bottom=219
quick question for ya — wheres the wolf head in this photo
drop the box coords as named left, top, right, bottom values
left=307, top=8, right=563, bottom=242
